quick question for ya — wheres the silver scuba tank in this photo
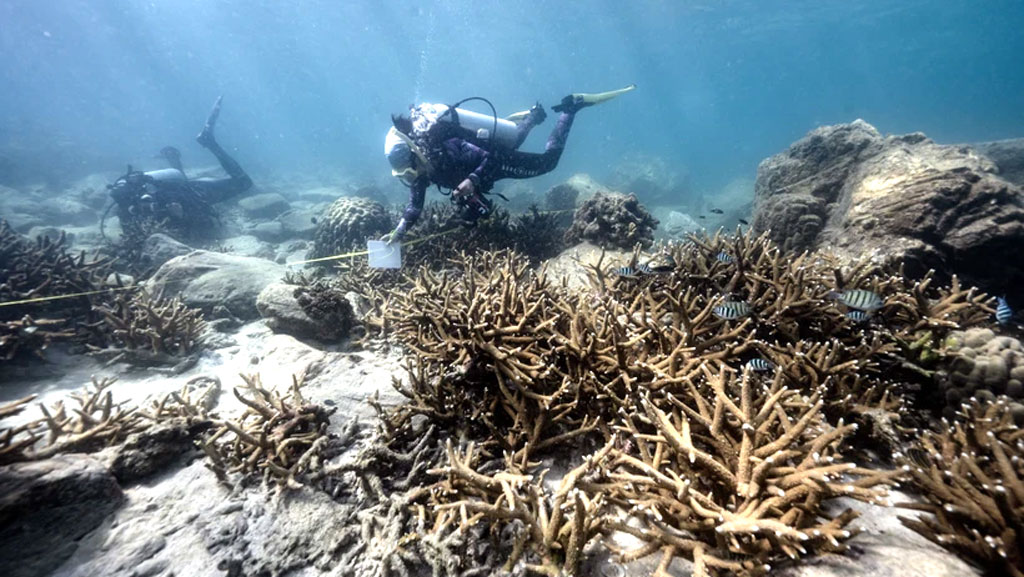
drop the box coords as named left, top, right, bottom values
left=411, top=103, right=520, bottom=150
left=144, top=168, right=188, bottom=182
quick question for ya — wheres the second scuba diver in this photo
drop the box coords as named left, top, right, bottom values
left=381, top=85, right=635, bottom=244
left=105, top=96, right=253, bottom=241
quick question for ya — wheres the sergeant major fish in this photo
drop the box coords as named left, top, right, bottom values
left=713, top=300, right=752, bottom=320
left=996, top=296, right=1013, bottom=325
left=829, top=289, right=884, bottom=312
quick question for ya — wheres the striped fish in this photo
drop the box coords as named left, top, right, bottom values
left=713, top=300, right=752, bottom=320
left=996, top=296, right=1013, bottom=325
left=829, top=289, right=884, bottom=312
left=716, top=251, right=735, bottom=264
left=745, top=358, right=775, bottom=372
left=615, top=265, right=651, bottom=277
left=846, top=310, right=872, bottom=323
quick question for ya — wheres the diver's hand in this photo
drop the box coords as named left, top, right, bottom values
left=454, top=178, right=475, bottom=199
left=380, top=219, right=408, bottom=245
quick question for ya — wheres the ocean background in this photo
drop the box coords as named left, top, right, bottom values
left=2, top=0, right=1023, bottom=199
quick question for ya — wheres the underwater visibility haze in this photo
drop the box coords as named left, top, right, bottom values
left=5, top=2, right=1024, bottom=577
left=2, top=0, right=1023, bottom=192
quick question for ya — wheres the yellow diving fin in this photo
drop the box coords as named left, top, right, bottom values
left=552, top=84, right=636, bottom=113
left=505, top=109, right=532, bottom=122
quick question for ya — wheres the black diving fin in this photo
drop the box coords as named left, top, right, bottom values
left=552, top=84, right=636, bottom=113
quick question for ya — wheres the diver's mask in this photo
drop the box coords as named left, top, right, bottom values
left=384, top=125, right=432, bottom=187
left=107, top=169, right=152, bottom=204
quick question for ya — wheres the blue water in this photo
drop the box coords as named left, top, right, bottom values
left=2, top=0, right=1023, bottom=196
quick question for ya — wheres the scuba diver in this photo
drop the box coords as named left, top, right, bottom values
left=381, top=85, right=636, bottom=243
left=104, top=96, right=253, bottom=241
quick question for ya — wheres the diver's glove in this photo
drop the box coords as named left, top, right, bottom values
left=381, top=219, right=408, bottom=245
left=528, top=102, right=547, bottom=125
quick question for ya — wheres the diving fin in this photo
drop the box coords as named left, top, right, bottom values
left=552, top=84, right=636, bottom=113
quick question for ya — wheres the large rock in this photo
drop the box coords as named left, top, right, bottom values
left=971, top=138, right=1024, bottom=186
left=146, top=250, right=288, bottom=320
left=256, top=283, right=323, bottom=339
left=257, top=282, right=355, bottom=341
left=0, top=455, right=124, bottom=577
left=753, top=120, right=1024, bottom=300
left=543, top=241, right=632, bottom=291
left=39, top=197, right=95, bottom=226
left=237, top=193, right=290, bottom=219
left=142, top=233, right=193, bottom=268
left=275, top=208, right=318, bottom=240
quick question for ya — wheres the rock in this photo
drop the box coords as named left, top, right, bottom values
left=753, top=120, right=1024, bottom=300
left=652, top=209, right=702, bottom=240
left=218, top=234, right=275, bottom=259
left=971, top=138, right=1024, bottom=186
left=542, top=241, right=632, bottom=291
left=256, top=283, right=324, bottom=340
left=237, top=193, right=290, bottom=219
left=248, top=221, right=285, bottom=243
left=609, top=153, right=690, bottom=205
left=295, top=186, right=345, bottom=203
left=564, top=191, right=659, bottom=250
left=257, top=282, right=354, bottom=341
left=0, top=454, right=124, bottom=577
left=546, top=173, right=614, bottom=211
left=141, top=233, right=193, bottom=269
left=275, top=208, right=318, bottom=240
left=100, top=419, right=211, bottom=484
left=40, top=197, right=96, bottom=226
left=146, top=250, right=288, bottom=320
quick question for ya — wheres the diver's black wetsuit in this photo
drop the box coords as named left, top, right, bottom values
left=108, top=97, right=252, bottom=240
left=401, top=110, right=576, bottom=227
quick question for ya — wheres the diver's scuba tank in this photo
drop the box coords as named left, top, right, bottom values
left=410, top=102, right=520, bottom=151
left=143, top=168, right=188, bottom=182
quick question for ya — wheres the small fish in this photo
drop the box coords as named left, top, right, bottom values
left=996, top=296, right=1013, bottom=325
left=716, top=251, right=734, bottom=264
left=829, top=289, right=884, bottom=312
left=698, top=215, right=706, bottom=219
left=745, top=358, right=774, bottom=372
left=846, top=310, right=872, bottom=323
left=713, top=300, right=752, bottom=320
left=615, top=265, right=649, bottom=277
left=709, top=208, right=724, bottom=214
left=310, top=217, right=318, bottom=224
left=738, top=218, right=749, bottom=225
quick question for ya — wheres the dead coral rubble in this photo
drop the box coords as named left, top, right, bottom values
left=900, top=396, right=1024, bottom=577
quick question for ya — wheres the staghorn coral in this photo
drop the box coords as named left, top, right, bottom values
left=307, top=196, right=393, bottom=266
left=201, top=373, right=336, bottom=490
left=86, top=290, right=206, bottom=369
left=0, top=219, right=120, bottom=361
left=899, top=396, right=1024, bottom=576
left=345, top=225, right=1005, bottom=575
left=564, top=191, right=659, bottom=250
left=0, top=377, right=149, bottom=465
left=599, top=365, right=897, bottom=577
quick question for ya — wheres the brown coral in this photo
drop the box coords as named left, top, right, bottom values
left=307, top=196, right=393, bottom=265
left=564, top=191, right=659, bottom=250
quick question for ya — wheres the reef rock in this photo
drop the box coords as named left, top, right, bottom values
left=753, top=119, right=1024, bottom=299
left=546, top=173, right=614, bottom=211
left=543, top=241, right=632, bottom=291
left=237, top=192, right=290, bottom=219
left=971, top=138, right=1024, bottom=186
left=100, top=419, right=211, bottom=484
left=275, top=208, right=319, bottom=240
left=307, top=196, right=392, bottom=264
left=564, top=191, right=659, bottom=250
left=141, top=233, right=193, bottom=269
left=146, top=250, right=287, bottom=320
left=609, top=153, right=689, bottom=205
left=0, top=454, right=124, bottom=577
left=257, top=282, right=356, bottom=341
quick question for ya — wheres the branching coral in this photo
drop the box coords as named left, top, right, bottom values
left=0, top=219, right=119, bottom=361
left=900, top=396, right=1024, bottom=577
left=87, top=290, right=206, bottom=369
left=201, top=373, right=336, bottom=490
left=600, top=366, right=897, bottom=577
left=0, top=377, right=149, bottom=465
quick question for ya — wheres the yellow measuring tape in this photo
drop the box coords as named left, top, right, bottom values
left=0, top=208, right=577, bottom=307
left=288, top=226, right=462, bottom=266
left=0, top=285, right=140, bottom=309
